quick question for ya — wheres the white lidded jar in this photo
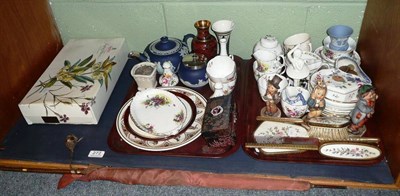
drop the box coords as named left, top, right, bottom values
left=253, top=35, right=284, bottom=56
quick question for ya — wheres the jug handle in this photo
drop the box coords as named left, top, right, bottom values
left=307, top=43, right=313, bottom=52
left=277, top=54, right=285, bottom=65
left=183, top=34, right=195, bottom=52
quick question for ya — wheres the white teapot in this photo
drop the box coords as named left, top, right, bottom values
left=253, top=35, right=284, bottom=56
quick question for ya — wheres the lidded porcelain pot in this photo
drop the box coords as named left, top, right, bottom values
left=253, top=35, right=284, bottom=56
left=178, top=53, right=209, bottom=88
left=130, top=35, right=194, bottom=74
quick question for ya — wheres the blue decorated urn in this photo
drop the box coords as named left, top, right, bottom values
left=178, top=53, right=208, bottom=88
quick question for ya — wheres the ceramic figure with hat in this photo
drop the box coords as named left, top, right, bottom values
left=261, top=75, right=284, bottom=117
left=307, top=78, right=327, bottom=118
left=348, top=84, right=378, bottom=135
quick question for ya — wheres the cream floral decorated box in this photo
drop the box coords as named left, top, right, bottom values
left=19, top=38, right=128, bottom=124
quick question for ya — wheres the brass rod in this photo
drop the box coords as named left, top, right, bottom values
left=245, top=143, right=319, bottom=151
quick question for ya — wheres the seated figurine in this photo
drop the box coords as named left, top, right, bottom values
left=307, top=78, right=327, bottom=118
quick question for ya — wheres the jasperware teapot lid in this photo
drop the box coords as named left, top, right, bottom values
left=149, top=36, right=182, bottom=56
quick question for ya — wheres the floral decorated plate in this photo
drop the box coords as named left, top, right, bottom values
left=314, top=46, right=361, bottom=65
left=253, top=121, right=309, bottom=154
left=125, top=92, right=196, bottom=140
left=116, top=86, right=206, bottom=151
left=130, top=88, right=190, bottom=136
left=319, top=142, right=381, bottom=160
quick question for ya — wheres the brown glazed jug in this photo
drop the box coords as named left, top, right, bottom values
left=191, top=20, right=218, bottom=60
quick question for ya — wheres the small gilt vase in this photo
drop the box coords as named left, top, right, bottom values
left=191, top=20, right=218, bottom=60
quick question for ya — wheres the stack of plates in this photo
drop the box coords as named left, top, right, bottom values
left=130, top=89, right=191, bottom=137
left=115, top=87, right=207, bottom=151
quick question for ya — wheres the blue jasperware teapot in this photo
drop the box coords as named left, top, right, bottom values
left=130, top=35, right=194, bottom=74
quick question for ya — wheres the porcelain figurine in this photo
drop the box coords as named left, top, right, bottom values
left=130, top=35, right=194, bottom=74
left=286, top=45, right=310, bottom=87
left=191, top=20, right=218, bottom=60
left=159, top=61, right=179, bottom=87
left=307, top=78, right=327, bottom=118
left=261, top=75, right=284, bottom=117
left=348, top=85, right=378, bottom=135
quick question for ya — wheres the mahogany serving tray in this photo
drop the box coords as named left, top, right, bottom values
left=242, top=59, right=384, bottom=166
left=107, top=56, right=246, bottom=158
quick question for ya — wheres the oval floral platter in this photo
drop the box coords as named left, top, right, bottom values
left=116, top=86, right=206, bottom=151
left=253, top=121, right=309, bottom=154
left=319, top=142, right=382, bottom=160
left=130, top=88, right=190, bottom=136
left=125, top=92, right=196, bottom=140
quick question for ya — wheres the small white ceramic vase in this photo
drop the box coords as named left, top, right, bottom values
left=159, top=61, right=179, bottom=86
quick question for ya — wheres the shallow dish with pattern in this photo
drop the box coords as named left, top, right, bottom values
left=130, top=88, right=189, bottom=137
left=116, top=86, right=206, bottom=151
left=125, top=92, right=196, bottom=140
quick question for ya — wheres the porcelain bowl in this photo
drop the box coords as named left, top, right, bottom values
left=206, top=55, right=236, bottom=83
left=281, top=86, right=310, bottom=118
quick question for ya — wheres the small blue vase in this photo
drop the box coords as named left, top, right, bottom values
left=327, top=25, right=353, bottom=51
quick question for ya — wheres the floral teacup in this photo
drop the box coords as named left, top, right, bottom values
left=281, top=86, right=310, bottom=118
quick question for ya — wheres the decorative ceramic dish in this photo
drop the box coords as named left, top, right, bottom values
left=319, top=142, right=381, bottom=160
left=322, top=36, right=357, bottom=60
left=130, top=89, right=190, bottom=136
left=285, top=51, right=322, bottom=73
left=116, top=87, right=206, bottom=151
left=125, top=92, right=196, bottom=140
left=310, top=68, right=364, bottom=102
left=314, top=46, right=361, bottom=65
left=335, top=56, right=372, bottom=84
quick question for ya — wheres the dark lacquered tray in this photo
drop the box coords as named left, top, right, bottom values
left=107, top=56, right=246, bottom=158
left=242, top=59, right=384, bottom=166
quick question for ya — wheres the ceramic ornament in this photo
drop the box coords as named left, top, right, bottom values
left=159, top=61, right=179, bottom=87
left=348, top=85, right=378, bottom=135
left=307, top=78, right=327, bottom=118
